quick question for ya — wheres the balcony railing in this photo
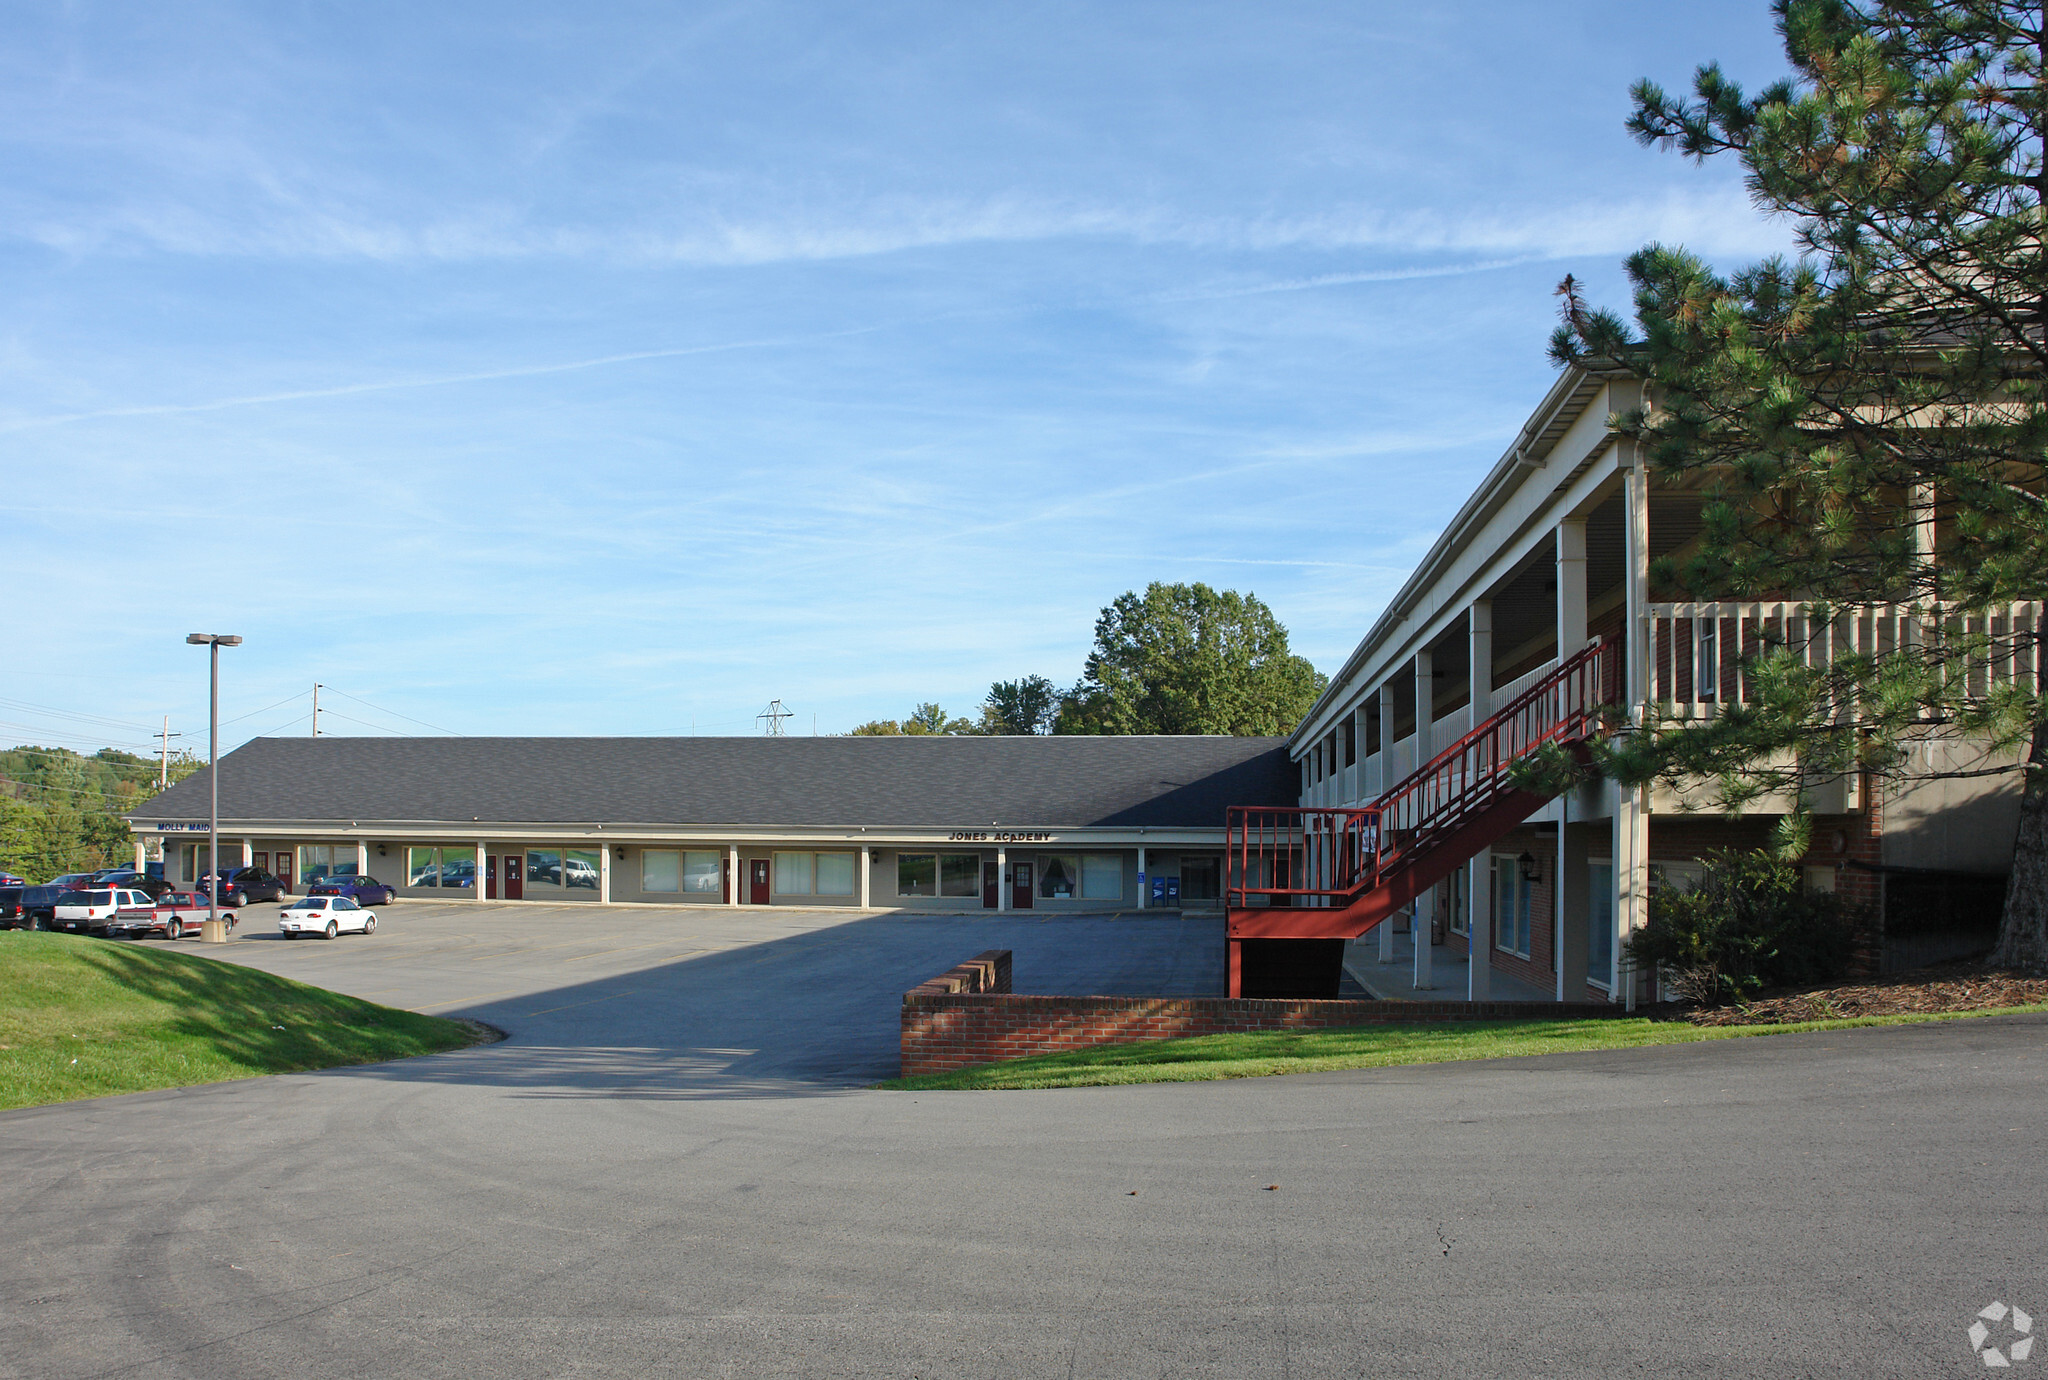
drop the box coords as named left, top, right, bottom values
left=1648, top=601, right=2045, bottom=719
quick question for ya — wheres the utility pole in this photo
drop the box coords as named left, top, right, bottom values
left=756, top=700, right=792, bottom=736
left=154, top=716, right=182, bottom=792
left=312, top=683, right=322, bottom=737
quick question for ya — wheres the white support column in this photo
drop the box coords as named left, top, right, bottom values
left=1557, top=516, right=1589, bottom=653
left=1412, top=649, right=1434, bottom=990
left=1614, top=785, right=1649, bottom=1008
left=240, top=836, right=253, bottom=868
left=1351, top=705, right=1369, bottom=803
left=859, top=847, right=872, bottom=908
left=133, top=838, right=146, bottom=871
left=475, top=841, right=487, bottom=902
left=1378, top=678, right=1400, bottom=961
left=997, top=847, right=1008, bottom=911
left=1616, top=445, right=1652, bottom=1005
left=599, top=842, right=612, bottom=905
left=1137, top=846, right=1148, bottom=909
left=357, top=839, right=369, bottom=881
left=728, top=843, right=741, bottom=907
left=1468, top=598, right=1494, bottom=1001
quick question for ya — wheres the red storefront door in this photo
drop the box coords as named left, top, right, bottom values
left=1012, top=862, right=1033, bottom=910
left=749, top=859, right=771, bottom=905
left=486, top=856, right=496, bottom=899
left=504, top=854, right=524, bottom=900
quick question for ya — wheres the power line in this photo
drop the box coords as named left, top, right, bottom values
left=218, top=689, right=311, bottom=729
left=313, top=708, right=410, bottom=735
left=0, top=695, right=158, bottom=734
left=0, top=721, right=159, bottom=753
left=319, top=686, right=462, bottom=736
left=0, top=773, right=162, bottom=802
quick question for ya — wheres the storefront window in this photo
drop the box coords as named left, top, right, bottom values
left=1039, top=855, right=1079, bottom=899
left=897, top=854, right=937, bottom=897
left=408, top=847, right=440, bottom=887
left=940, top=854, right=981, bottom=898
left=643, top=850, right=680, bottom=892
left=526, top=850, right=562, bottom=886
left=683, top=852, right=722, bottom=893
left=300, top=844, right=359, bottom=887
left=440, top=847, right=477, bottom=890
left=774, top=851, right=812, bottom=894
left=566, top=849, right=600, bottom=890
left=815, top=852, right=855, bottom=896
left=1180, top=857, right=1221, bottom=902
left=1080, top=854, right=1121, bottom=900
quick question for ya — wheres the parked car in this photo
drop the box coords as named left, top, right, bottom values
left=277, top=895, right=376, bottom=939
left=0, top=871, right=25, bottom=888
left=0, top=886, right=31, bottom=930
left=308, top=874, right=397, bottom=906
left=85, top=871, right=177, bottom=901
left=197, top=867, right=288, bottom=907
left=52, top=887, right=160, bottom=936
left=47, top=873, right=95, bottom=891
left=107, top=891, right=233, bottom=940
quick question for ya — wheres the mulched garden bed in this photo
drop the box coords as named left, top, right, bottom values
left=1684, top=959, right=2048, bottom=1027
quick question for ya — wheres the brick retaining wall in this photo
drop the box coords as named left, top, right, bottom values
left=900, top=950, right=1622, bottom=1076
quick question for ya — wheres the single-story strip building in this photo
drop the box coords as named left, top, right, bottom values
left=127, top=734, right=1297, bottom=912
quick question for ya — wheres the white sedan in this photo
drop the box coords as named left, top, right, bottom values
left=278, top=895, right=377, bottom=940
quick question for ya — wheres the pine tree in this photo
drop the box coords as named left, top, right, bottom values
left=1551, top=0, right=2048, bottom=968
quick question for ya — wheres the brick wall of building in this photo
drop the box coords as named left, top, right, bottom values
left=899, top=951, right=1620, bottom=1075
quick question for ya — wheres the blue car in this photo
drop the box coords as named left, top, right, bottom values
left=308, top=874, right=398, bottom=906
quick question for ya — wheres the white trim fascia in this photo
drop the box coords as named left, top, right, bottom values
left=126, top=818, right=1229, bottom=848
left=1293, top=375, right=1630, bottom=753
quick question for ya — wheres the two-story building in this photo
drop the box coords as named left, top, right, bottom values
left=1280, top=365, right=2027, bottom=1003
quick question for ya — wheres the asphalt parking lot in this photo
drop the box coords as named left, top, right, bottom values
left=150, top=899, right=1227, bottom=1087
left=3, top=904, right=2045, bottom=1378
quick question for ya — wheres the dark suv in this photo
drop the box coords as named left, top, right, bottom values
left=197, top=867, right=288, bottom=907
left=6, top=885, right=71, bottom=930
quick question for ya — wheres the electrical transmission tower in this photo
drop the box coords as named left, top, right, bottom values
left=756, top=700, right=793, bottom=736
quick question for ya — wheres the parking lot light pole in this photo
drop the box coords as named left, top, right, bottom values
left=186, top=634, right=242, bottom=943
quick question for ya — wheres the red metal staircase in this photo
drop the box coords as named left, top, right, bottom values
left=1226, top=640, right=1614, bottom=997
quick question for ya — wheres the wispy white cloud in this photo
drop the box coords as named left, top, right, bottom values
left=4, top=181, right=1791, bottom=267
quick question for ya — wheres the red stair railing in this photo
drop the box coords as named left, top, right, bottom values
left=1227, top=638, right=1613, bottom=922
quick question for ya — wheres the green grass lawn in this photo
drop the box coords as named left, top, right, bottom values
left=0, top=931, right=486, bottom=1110
left=882, top=1001, right=2048, bottom=1091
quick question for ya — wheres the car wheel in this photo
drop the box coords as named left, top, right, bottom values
left=323, top=920, right=338, bottom=940
left=362, top=915, right=376, bottom=934
left=168, top=919, right=184, bottom=940
left=231, top=890, right=247, bottom=908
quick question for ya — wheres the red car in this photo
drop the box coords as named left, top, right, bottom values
left=108, top=891, right=237, bottom=940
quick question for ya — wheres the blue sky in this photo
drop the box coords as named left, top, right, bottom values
left=1, top=1, right=1796, bottom=754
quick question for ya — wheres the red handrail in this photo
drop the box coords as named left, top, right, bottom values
left=1227, top=639, right=1611, bottom=910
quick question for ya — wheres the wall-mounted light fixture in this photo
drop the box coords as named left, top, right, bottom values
left=1518, top=851, right=1540, bottom=882
left=377, top=844, right=387, bottom=857
left=615, top=846, right=626, bottom=860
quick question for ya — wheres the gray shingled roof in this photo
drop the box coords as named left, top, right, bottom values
left=130, top=735, right=1296, bottom=830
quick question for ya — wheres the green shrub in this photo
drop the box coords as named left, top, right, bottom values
left=1624, top=848, right=1860, bottom=1005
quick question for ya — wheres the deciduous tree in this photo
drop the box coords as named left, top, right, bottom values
left=1055, top=582, right=1325, bottom=736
